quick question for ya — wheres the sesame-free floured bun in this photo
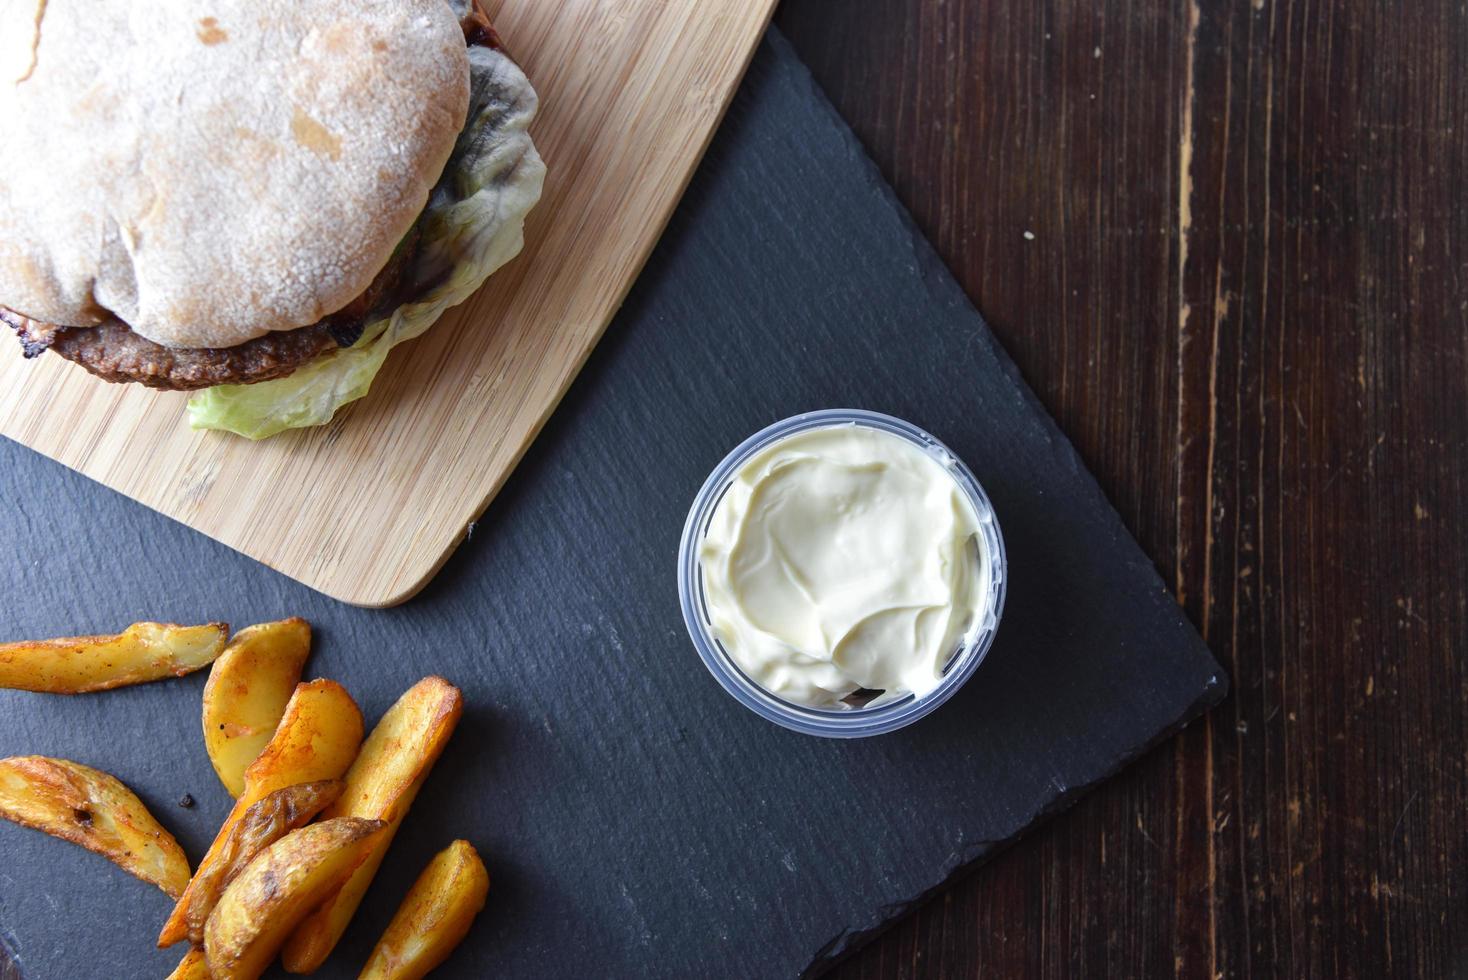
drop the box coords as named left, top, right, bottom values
left=0, top=0, right=470, bottom=349
left=0, top=0, right=544, bottom=438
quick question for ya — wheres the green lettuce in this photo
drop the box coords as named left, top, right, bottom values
left=188, top=45, right=545, bottom=440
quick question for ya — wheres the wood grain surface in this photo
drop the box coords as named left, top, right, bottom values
left=0, top=0, right=774, bottom=608
left=777, top=0, right=1468, bottom=976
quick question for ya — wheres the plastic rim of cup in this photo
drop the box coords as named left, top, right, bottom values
left=677, top=409, right=1007, bottom=738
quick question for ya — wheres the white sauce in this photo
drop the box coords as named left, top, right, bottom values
left=698, top=424, right=987, bottom=707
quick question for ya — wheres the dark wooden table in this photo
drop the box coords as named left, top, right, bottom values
left=776, top=0, right=1468, bottom=976
left=1, top=3, right=1461, bottom=978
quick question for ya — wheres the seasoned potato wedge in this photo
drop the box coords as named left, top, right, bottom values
left=281, top=677, right=462, bottom=973
left=160, top=680, right=364, bottom=947
left=181, top=779, right=344, bottom=945
left=166, top=947, right=212, bottom=980
left=0, top=756, right=190, bottom=897
left=359, top=840, right=490, bottom=980
left=0, top=621, right=227, bottom=694
left=203, top=618, right=312, bottom=797
left=204, top=817, right=387, bottom=980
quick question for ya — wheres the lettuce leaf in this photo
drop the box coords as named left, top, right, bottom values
left=187, top=45, right=545, bottom=440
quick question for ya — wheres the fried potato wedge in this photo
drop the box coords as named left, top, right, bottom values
left=160, top=680, right=364, bottom=948
left=359, top=840, right=490, bottom=980
left=0, top=621, right=227, bottom=694
left=204, top=817, right=387, bottom=980
left=181, top=779, right=345, bottom=945
left=166, top=947, right=212, bottom=980
left=281, top=677, right=463, bottom=974
left=203, top=618, right=312, bottom=797
left=0, top=756, right=190, bottom=897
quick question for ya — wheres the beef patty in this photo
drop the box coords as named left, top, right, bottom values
left=1, top=231, right=414, bottom=390
left=1, top=310, right=343, bottom=391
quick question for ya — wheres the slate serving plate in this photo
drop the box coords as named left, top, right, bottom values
left=0, top=30, right=1224, bottom=979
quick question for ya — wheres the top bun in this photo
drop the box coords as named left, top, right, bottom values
left=0, top=0, right=469, bottom=348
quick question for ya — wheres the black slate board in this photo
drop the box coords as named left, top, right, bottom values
left=0, top=31, right=1224, bottom=979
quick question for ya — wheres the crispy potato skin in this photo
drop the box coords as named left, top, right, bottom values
left=0, top=622, right=227, bottom=694
left=281, top=677, right=463, bottom=974
left=203, top=618, right=312, bottom=797
left=182, top=779, right=345, bottom=945
left=0, top=756, right=190, bottom=897
left=166, top=947, right=212, bottom=980
left=360, top=840, right=490, bottom=980
left=160, top=680, right=364, bottom=948
left=204, top=817, right=387, bottom=980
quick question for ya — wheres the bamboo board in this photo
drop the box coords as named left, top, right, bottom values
left=0, top=1, right=777, bottom=606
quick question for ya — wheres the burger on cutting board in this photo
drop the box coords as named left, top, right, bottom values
left=0, top=0, right=544, bottom=439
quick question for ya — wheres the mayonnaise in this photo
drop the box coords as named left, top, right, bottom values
left=697, top=424, right=988, bottom=707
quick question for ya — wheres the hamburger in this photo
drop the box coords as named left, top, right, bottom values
left=0, top=0, right=544, bottom=438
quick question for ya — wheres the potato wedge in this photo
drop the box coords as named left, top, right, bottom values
left=181, top=779, right=345, bottom=945
left=160, top=680, right=364, bottom=947
left=359, top=840, right=490, bottom=980
left=0, top=756, right=190, bottom=897
left=204, top=817, right=387, bottom=980
left=281, top=677, right=462, bottom=974
left=166, top=947, right=212, bottom=980
left=203, top=618, right=312, bottom=797
left=0, top=621, right=227, bottom=694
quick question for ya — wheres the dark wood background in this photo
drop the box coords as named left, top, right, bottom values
left=1, top=2, right=1461, bottom=978
left=776, top=0, right=1468, bottom=976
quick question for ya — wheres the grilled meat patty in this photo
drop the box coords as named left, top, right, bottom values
left=1, top=310, right=342, bottom=390
left=1, top=231, right=414, bottom=390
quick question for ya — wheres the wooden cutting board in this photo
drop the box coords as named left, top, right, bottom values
left=0, top=1, right=775, bottom=607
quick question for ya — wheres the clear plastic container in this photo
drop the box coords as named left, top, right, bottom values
left=677, top=409, right=1007, bottom=737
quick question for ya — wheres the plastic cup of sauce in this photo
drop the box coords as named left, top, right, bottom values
left=678, top=409, right=1006, bottom=737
